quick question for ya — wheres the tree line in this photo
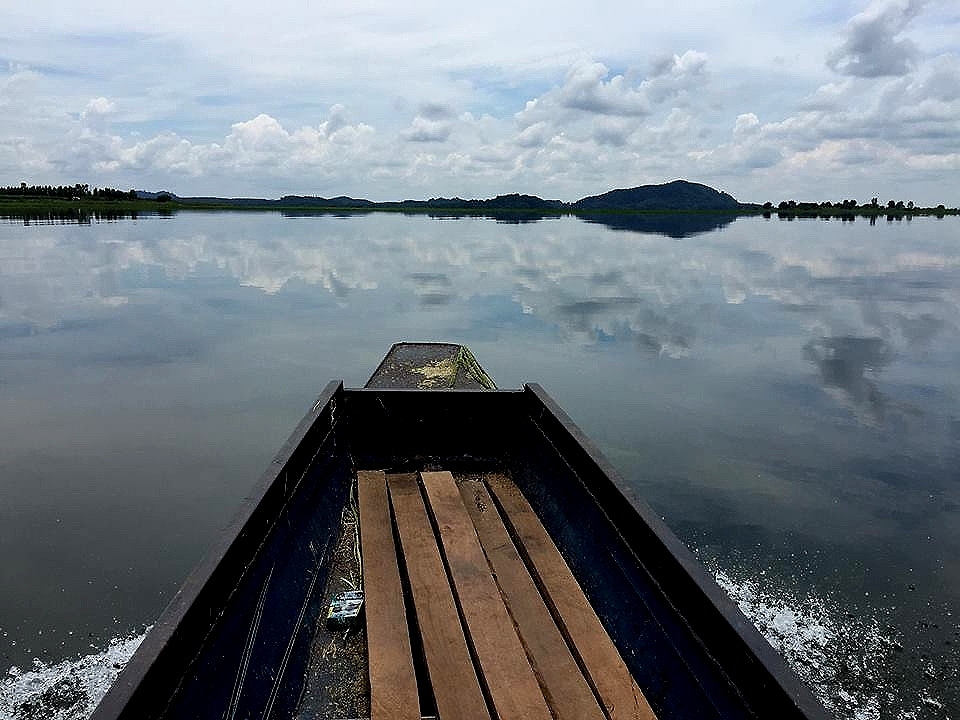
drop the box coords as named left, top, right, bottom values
left=0, top=183, right=137, bottom=201
left=763, top=197, right=950, bottom=217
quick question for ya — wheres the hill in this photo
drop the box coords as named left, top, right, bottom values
left=131, top=181, right=741, bottom=212
left=398, top=194, right=565, bottom=211
left=278, top=195, right=375, bottom=207
left=574, top=180, right=741, bottom=211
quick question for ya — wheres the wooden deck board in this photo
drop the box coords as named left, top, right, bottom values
left=487, top=473, right=658, bottom=720
left=419, top=471, right=553, bottom=720
left=387, top=473, right=490, bottom=720
left=459, top=479, right=607, bottom=720
left=357, top=470, right=420, bottom=720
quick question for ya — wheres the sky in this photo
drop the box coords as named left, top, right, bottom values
left=1, top=0, right=958, bottom=204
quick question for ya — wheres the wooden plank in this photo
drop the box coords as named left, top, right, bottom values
left=419, top=471, right=553, bottom=720
left=357, top=470, right=420, bottom=720
left=388, top=473, right=490, bottom=720
left=487, top=474, right=658, bottom=720
left=460, top=480, right=607, bottom=720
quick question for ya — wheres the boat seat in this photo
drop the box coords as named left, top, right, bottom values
left=357, top=469, right=657, bottom=720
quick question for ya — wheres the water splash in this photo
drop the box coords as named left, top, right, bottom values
left=713, top=569, right=950, bottom=720
left=1, top=630, right=147, bottom=720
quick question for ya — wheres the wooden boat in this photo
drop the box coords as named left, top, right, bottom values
left=91, top=343, right=830, bottom=720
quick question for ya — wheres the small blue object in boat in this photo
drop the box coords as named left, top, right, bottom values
left=326, top=590, right=364, bottom=628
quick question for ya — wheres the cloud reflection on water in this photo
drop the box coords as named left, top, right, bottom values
left=1, top=213, right=958, bottom=719
left=1, top=213, right=958, bottom=412
left=804, top=336, right=893, bottom=426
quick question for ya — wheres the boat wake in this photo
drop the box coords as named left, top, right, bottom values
left=2, top=568, right=952, bottom=720
left=713, top=568, right=949, bottom=720
left=0, top=630, right=146, bottom=720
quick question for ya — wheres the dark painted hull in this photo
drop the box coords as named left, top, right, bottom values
left=91, top=381, right=830, bottom=720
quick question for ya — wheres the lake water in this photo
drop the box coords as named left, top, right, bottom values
left=0, top=211, right=957, bottom=719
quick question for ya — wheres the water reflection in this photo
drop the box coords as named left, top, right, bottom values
left=2, top=214, right=958, bottom=377
left=2, top=214, right=957, bottom=482
left=1, top=214, right=959, bottom=719
left=15, top=207, right=738, bottom=238
left=1, top=209, right=168, bottom=224
left=578, top=212, right=736, bottom=237
left=804, top=336, right=892, bottom=423
left=897, top=313, right=944, bottom=348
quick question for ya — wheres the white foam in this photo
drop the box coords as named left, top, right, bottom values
left=3, top=569, right=952, bottom=720
left=1, top=630, right=147, bottom=720
left=713, top=568, right=948, bottom=720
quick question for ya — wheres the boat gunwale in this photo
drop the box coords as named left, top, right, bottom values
left=521, top=383, right=830, bottom=720
left=90, top=379, right=344, bottom=720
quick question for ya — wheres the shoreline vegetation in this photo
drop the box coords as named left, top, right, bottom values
left=2, top=180, right=956, bottom=224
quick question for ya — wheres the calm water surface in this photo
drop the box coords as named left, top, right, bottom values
left=1, top=212, right=957, bottom=719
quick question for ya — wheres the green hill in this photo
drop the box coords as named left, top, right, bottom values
left=574, top=180, right=741, bottom=211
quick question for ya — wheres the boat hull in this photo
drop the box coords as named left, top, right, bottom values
left=92, top=382, right=829, bottom=720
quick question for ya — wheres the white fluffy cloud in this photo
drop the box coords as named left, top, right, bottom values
left=827, top=0, right=926, bottom=77
left=402, top=116, right=452, bottom=143
left=82, top=97, right=115, bottom=118
left=555, top=62, right=654, bottom=116
left=90, top=109, right=377, bottom=185
left=516, top=53, right=708, bottom=130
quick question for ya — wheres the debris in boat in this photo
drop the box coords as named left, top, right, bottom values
left=412, top=355, right=459, bottom=388
left=326, top=590, right=364, bottom=628
left=367, top=343, right=496, bottom=389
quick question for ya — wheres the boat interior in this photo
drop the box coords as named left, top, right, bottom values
left=91, top=347, right=829, bottom=720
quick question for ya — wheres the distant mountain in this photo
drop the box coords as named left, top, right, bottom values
left=133, top=180, right=745, bottom=212
left=479, top=193, right=565, bottom=210
left=574, top=180, right=741, bottom=211
left=135, top=190, right=180, bottom=200
left=278, top=195, right=375, bottom=207
left=399, top=194, right=565, bottom=211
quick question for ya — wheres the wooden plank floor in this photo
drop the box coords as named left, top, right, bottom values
left=389, top=473, right=489, bottom=720
left=357, top=468, right=658, bottom=720
left=459, top=479, right=606, bottom=720
left=487, top=474, right=658, bottom=720
left=357, top=470, right=420, bottom=720
left=421, top=470, right=553, bottom=720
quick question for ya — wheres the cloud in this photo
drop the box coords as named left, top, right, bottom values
left=0, top=69, right=47, bottom=123
left=505, top=52, right=714, bottom=182
left=417, top=102, right=454, bottom=120
left=799, top=81, right=858, bottom=112
left=827, top=0, right=926, bottom=77
left=592, top=117, right=634, bottom=147
left=87, top=108, right=377, bottom=185
left=226, top=115, right=291, bottom=159
left=0, top=136, right=51, bottom=175
left=1, top=0, right=959, bottom=206
left=515, top=53, right=709, bottom=128
left=644, top=50, right=709, bottom=102
left=82, top=97, right=115, bottom=117
left=556, top=62, right=653, bottom=116
left=402, top=116, right=452, bottom=143
left=688, top=42, right=960, bottom=196
left=515, top=121, right=552, bottom=148
left=516, top=62, right=651, bottom=132
left=733, top=113, right=760, bottom=135
left=874, top=55, right=960, bottom=138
